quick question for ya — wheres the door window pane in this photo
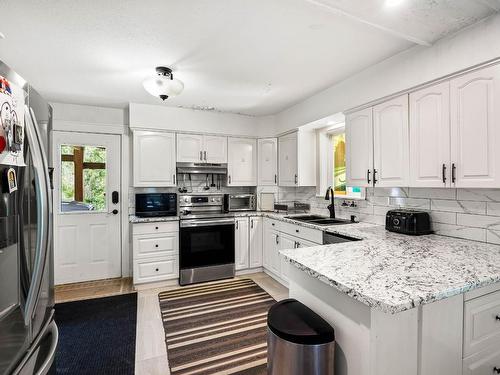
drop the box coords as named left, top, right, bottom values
left=60, top=145, right=107, bottom=212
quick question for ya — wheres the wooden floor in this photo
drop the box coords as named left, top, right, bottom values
left=54, top=272, right=288, bottom=375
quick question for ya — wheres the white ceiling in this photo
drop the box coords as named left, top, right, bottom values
left=0, top=0, right=497, bottom=116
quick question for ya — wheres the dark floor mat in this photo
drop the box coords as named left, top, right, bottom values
left=55, top=293, right=137, bottom=375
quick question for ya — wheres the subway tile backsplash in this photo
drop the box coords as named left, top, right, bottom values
left=303, top=186, right=500, bottom=245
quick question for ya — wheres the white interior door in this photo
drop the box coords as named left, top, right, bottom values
left=53, top=131, right=121, bottom=285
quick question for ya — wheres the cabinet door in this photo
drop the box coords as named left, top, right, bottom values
left=279, top=233, right=296, bottom=283
left=204, top=135, right=227, bottom=163
left=177, top=133, right=204, bottom=162
left=249, top=217, right=263, bottom=268
left=235, top=218, right=249, bottom=270
left=270, top=232, right=281, bottom=276
left=278, top=133, right=298, bottom=186
left=133, top=131, right=176, bottom=187
left=258, top=138, right=278, bottom=186
left=373, top=95, right=410, bottom=187
left=450, top=65, right=500, bottom=188
left=346, top=108, right=373, bottom=187
left=227, top=138, right=257, bottom=186
left=410, top=82, right=451, bottom=187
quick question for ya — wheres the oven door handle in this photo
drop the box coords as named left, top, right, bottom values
left=180, top=218, right=235, bottom=228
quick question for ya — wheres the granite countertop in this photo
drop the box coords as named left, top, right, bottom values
left=280, top=225, right=500, bottom=314
left=129, top=215, right=179, bottom=223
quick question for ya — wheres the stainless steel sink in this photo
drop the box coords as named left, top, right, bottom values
left=285, top=215, right=353, bottom=226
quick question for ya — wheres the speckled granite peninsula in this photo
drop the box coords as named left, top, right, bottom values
left=281, top=224, right=500, bottom=314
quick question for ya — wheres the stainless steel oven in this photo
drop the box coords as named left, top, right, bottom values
left=179, top=194, right=235, bottom=285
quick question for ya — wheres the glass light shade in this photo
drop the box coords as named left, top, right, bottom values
left=143, top=75, right=184, bottom=98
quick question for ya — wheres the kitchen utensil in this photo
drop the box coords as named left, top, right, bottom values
left=204, top=174, right=210, bottom=190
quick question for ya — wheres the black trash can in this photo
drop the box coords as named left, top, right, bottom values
left=267, top=299, right=335, bottom=375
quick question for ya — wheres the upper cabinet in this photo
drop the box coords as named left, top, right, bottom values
left=133, top=131, right=176, bottom=187
left=450, top=64, right=500, bottom=188
left=410, top=82, right=451, bottom=187
left=278, top=130, right=316, bottom=187
left=227, top=137, right=257, bottom=186
left=373, top=94, right=410, bottom=187
left=346, top=108, right=373, bottom=187
left=258, top=138, right=278, bottom=186
left=176, top=133, right=227, bottom=163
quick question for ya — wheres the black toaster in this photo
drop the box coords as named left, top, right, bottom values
left=385, top=209, right=432, bottom=235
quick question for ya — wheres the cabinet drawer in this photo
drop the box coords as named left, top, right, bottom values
left=463, top=345, right=500, bottom=375
left=464, top=290, right=500, bottom=357
left=279, top=222, right=322, bottom=243
left=132, top=221, right=178, bottom=235
left=134, top=233, right=178, bottom=258
left=134, top=256, right=178, bottom=284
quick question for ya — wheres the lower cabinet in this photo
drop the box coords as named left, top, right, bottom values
left=262, top=217, right=321, bottom=286
left=132, top=221, right=179, bottom=284
left=235, top=216, right=263, bottom=271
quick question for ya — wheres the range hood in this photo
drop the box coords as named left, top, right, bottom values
left=176, top=162, right=227, bottom=175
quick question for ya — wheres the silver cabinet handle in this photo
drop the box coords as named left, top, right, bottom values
left=173, top=174, right=176, bottom=184
left=236, top=220, right=239, bottom=230
left=275, top=234, right=279, bottom=244
left=200, top=151, right=203, bottom=161
left=204, top=151, right=207, bottom=161
left=294, top=174, right=298, bottom=184
left=251, top=219, right=254, bottom=229
left=228, top=175, right=231, bottom=184
left=274, top=174, right=277, bottom=184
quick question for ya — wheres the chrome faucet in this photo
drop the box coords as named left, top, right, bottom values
left=324, top=186, right=336, bottom=219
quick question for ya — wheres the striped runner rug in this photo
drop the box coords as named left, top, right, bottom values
left=158, top=278, right=276, bottom=375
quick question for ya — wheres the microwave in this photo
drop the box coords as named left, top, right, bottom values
left=135, top=193, right=177, bottom=217
left=224, top=194, right=256, bottom=212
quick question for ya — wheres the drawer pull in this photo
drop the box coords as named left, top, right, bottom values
left=155, top=268, right=159, bottom=272
left=155, top=244, right=159, bottom=248
left=496, top=315, right=500, bottom=321
left=296, top=229, right=299, bottom=233
left=155, top=226, right=159, bottom=230
left=494, top=367, right=500, bottom=374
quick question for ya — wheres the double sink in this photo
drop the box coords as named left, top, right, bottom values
left=284, top=214, right=353, bottom=226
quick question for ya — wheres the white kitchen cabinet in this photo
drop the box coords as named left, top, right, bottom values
left=263, top=219, right=280, bottom=276
left=176, top=133, right=204, bottom=162
left=278, top=233, right=296, bottom=283
left=258, top=138, right=278, bottom=186
left=132, top=221, right=179, bottom=284
left=278, top=130, right=316, bottom=187
left=410, top=82, right=451, bottom=187
left=235, top=217, right=250, bottom=270
left=133, top=131, right=176, bottom=187
left=227, top=137, right=257, bottom=186
left=177, top=133, right=227, bottom=163
left=346, top=108, right=374, bottom=187
left=373, top=94, right=410, bottom=187
left=204, top=135, right=227, bottom=163
left=450, top=64, right=500, bottom=188
left=249, top=217, right=263, bottom=268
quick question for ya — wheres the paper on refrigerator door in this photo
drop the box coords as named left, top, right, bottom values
left=0, top=76, right=25, bottom=166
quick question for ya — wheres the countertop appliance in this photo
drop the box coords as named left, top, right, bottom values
left=0, top=60, right=57, bottom=375
left=323, top=232, right=362, bottom=244
left=135, top=193, right=177, bottom=217
left=224, top=193, right=256, bottom=212
left=385, top=209, right=432, bottom=235
left=179, top=194, right=235, bottom=285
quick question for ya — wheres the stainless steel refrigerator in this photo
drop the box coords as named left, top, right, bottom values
left=0, top=60, right=57, bottom=375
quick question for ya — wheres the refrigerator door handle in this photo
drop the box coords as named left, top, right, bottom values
left=23, top=106, right=52, bottom=326
left=36, top=321, right=58, bottom=375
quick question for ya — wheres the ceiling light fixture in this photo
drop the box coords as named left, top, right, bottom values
left=143, top=66, right=184, bottom=101
left=385, top=0, right=405, bottom=7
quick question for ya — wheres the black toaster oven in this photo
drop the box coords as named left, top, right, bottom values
left=385, top=209, right=432, bottom=235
